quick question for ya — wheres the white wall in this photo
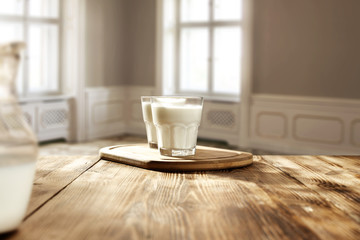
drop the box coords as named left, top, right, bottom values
left=85, top=0, right=156, bottom=87
left=81, top=0, right=360, bottom=154
left=253, top=0, right=360, bottom=99
left=85, top=0, right=126, bottom=87
left=123, top=0, right=156, bottom=86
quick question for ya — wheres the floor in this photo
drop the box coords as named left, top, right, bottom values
left=39, top=135, right=276, bottom=156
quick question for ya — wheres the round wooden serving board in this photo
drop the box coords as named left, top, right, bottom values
left=99, top=144, right=253, bottom=171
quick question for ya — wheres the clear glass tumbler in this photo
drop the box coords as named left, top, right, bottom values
left=151, top=96, right=203, bottom=156
left=0, top=42, right=38, bottom=234
left=141, top=96, right=158, bottom=148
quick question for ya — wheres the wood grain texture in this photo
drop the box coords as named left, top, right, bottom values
left=100, top=144, right=253, bottom=171
left=26, top=155, right=99, bottom=217
left=261, top=156, right=360, bottom=226
left=3, top=155, right=360, bottom=240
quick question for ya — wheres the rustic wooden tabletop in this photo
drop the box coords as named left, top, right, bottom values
left=2, top=155, right=360, bottom=240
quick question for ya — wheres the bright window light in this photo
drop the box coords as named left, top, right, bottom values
left=181, top=0, right=209, bottom=22
left=28, top=24, right=59, bottom=93
left=213, top=27, right=241, bottom=94
left=0, top=0, right=24, bottom=16
left=0, top=0, right=61, bottom=96
left=213, top=0, right=242, bottom=21
left=30, top=0, right=59, bottom=18
left=162, top=0, right=243, bottom=101
left=180, top=28, right=209, bottom=92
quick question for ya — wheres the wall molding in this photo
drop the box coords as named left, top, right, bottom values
left=85, top=86, right=156, bottom=139
left=249, top=94, right=360, bottom=154
left=350, top=119, right=360, bottom=147
left=292, top=114, right=344, bottom=144
left=255, top=111, right=287, bottom=139
left=85, top=86, right=126, bottom=139
left=85, top=86, right=241, bottom=145
left=253, top=94, right=360, bottom=109
left=85, top=89, right=360, bottom=154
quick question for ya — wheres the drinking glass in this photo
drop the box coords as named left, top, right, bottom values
left=141, top=96, right=158, bottom=148
left=151, top=96, right=203, bottom=156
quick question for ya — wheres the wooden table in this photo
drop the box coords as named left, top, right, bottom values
left=2, top=155, right=360, bottom=239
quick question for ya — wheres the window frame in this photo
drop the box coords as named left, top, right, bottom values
left=160, top=0, right=244, bottom=102
left=0, top=0, right=63, bottom=97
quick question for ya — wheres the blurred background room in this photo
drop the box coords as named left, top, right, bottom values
left=1, top=0, right=359, bottom=155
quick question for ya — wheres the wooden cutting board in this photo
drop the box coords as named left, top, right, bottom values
left=99, top=144, right=253, bottom=171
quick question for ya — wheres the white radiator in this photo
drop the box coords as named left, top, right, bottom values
left=20, top=98, right=71, bottom=142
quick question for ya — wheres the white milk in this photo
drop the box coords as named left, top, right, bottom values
left=141, top=102, right=157, bottom=146
left=152, top=104, right=202, bottom=150
left=0, top=161, right=36, bottom=233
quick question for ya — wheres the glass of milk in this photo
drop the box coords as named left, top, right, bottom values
left=0, top=42, right=38, bottom=234
left=151, top=96, right=203, bottom=156
left=141, top=96, right=158, bottom=148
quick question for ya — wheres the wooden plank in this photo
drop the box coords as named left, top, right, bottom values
left=100, top=144, right=253, bottom=171
left=319, top=156, right=360, bottom=168
left=316, top=156, right=360, bottom=180
left=26, top=155, right=99, bottom=217
left=261, top=156, right=360, bottom=225
left=7, top=156, right=360, bottom=240
left=246, top=156, right=360, bottom=239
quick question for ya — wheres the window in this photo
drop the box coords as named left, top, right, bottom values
left=161, top=0, right=243, bottom=101
left=0, top=0, right=61, bottom=96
